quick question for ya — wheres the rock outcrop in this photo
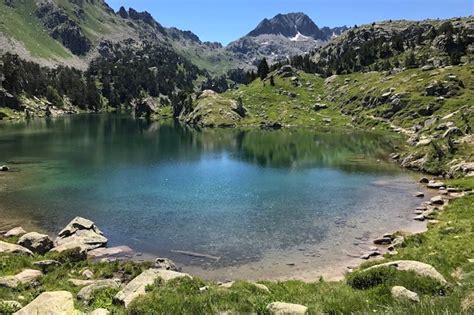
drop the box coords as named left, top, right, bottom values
left=53, top=217, right=107, bottom=253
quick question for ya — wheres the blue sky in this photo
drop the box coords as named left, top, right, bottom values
left=107, top=0, right=473, bottom=45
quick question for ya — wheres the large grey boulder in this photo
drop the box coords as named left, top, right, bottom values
left=18, top=232, right=54, bottom=255
left=77, top=279, right=121, bottom=303
left=58, top=217, right=103, bottom=238
left=115, top=269, right=191, bottom=307
left=53, top=217, right=107, bottom=253
left=14, top=291, right=79, bottom=315
left=391, top=286, right=420, bottom=302
left=365, top=260, right=447, bottom=284
left=0, top=241, right=33, bottom=255
left=0, top=269, right=43, bottom=289
left=266, top=302, right=308, bottom=314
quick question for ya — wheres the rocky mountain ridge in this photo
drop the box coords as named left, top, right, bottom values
left=227, top=12, right=348, bottom=65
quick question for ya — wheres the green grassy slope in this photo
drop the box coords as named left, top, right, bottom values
left=0, top=1, right=71, bottom=60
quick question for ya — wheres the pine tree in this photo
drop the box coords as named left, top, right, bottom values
left=257, top=58, right=269, bottom=80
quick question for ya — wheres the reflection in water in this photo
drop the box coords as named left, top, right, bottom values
left=0, top=114, right=418, bottom=268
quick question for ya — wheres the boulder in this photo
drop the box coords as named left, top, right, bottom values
left=4, top=227, right=26, bottom=237
left=391, top=286, right=420, bottom=302
left=253, top=282, right=270, bottom=293
left=419, top=177, right=429, bottom=184
left=0, top=165, right=9, bottom=172
left=14, top=291, right=79, bottom=315
left=462, top=291, right=474, bottom=312
left=154, top=257, right=180, bottom=271
left=81, top=269, right=94, bottom=279
left=365, top=260, right=447, bottom=284
left=415, top=192, right=424, bottom=198
left=91, top=309, right=110, bottom=315
left=430, top=196, right=444, bottom=205
left=77, top=279, right=121, bottom=303
left=266, top=302, right=308, bottom=314
left=0, top=241, right=33, bottom=255
left=58, top=217, right=103, bottom=238
left=132, top=97, right=159, bottom=118
left=0, top=269, right=42, bottom=288
left=115, top=269, right=191, bottom=307
left=18, top=232, right=54, bottom=255
left=443, top=127, right=463, bottom=138
left=54, top=218, right=107, bottom=253
left=427, top=181, right=445, bottom=189
left=373, top=237, right=393, bottom=245
left=313, top=103, right=328, bottom=111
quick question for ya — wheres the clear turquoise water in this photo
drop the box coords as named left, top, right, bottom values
left=0, top=114, right=422, bottom=267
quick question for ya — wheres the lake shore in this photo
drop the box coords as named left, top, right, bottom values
left=0, top=164, right=434, bottom=283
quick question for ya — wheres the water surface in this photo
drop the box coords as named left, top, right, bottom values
left=0, top=114, right=426, bottom=279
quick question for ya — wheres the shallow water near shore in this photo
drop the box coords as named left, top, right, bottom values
left=0, top=114, right=430, bottom=280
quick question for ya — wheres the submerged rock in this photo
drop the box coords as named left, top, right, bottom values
left=0, top=165, right=10, bottom=172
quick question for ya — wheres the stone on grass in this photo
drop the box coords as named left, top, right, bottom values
left=14, top=291, right=79, bottom=315
left=18, top=232, right=54, bottom=255
left=77, top=279, right=121, bottom=303
left=266, top=302, right=308, bottom=314
left=68, top=279, right=96, bottom=287
left=365, top=260, right=447, bottom=284
left=462, top=291, right=474, bottom=312
left=4, top=227, right=26, bottom=237
left=114, top=269, right=191, bottom=307
left=391, top=286, right=420, bottom=302
left=0, top=241, right=32, bottom=255
left=253, top=282, right=270, bottom=293
left=81, top=269, right=94, bottom=279
left=91, top=308, right=110, bottom=315
left=0, top=269, right=42, bottom=289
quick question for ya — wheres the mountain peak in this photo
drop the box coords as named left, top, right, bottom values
left=247, top=12, right=322, bottom=39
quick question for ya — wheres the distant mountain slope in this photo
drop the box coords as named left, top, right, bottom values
left=226, top=12, right=347, bottom=65
left=0, top=0, right=246, bottom=74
